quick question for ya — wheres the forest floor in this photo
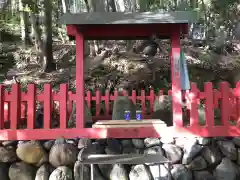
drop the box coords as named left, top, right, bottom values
left=1, top=39, right=240, bottom=93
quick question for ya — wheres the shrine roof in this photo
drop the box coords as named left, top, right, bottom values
left=59, top=11, right=199, bottom=25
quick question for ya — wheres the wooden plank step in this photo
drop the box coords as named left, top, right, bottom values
left=94, top=119, right=166, bottom=125
left=92, top=119, right=167, bottom=128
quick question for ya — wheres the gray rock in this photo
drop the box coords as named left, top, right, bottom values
left=217, top=140, right=237, bottom=160
left=66, top=139, right=77, bottom=146
left=213, top=158, right=238, bottom=180
left=129, top=164, right=152, bottom=180
left=49, top=166, right=73, bottom=180
left=78, top=138, right=92, bottom=149
left=193, top=171, right=215, bottom=180
left=144, top=146, right=164, bottom=155
left=110, top=164, right=128, bottom=180
left=237, top=149, right=240, bottom=165
left=49, top=143, right=78, bottom=167
left=171, top=164, right=192, bottom=180
left=74, top=161, right=90, bottom=180
left=149, top=164, right=170, bottom=180
left=196, top=138, right=211, bottom=146
left=186, top=156, right=207, bottom=170
left=54, top=137, right=66, bottom=145
left=144, top=138, right=161, bottom=148
left=16, top=141, right=48, bottom=167
left=35, top=164, right=54, bottom=180
left=201, top=146, right=222, bottom=166
left=106, top=138, right=122, bottom=154
left=132, top=139, right=145, bottom=149
left=175, top=138, right=197, bottom=148
left=122, top=147, right=140, bottom=154
left=2, top=140, right=18, bottom=147
left=95, top=139, right=107, bottom=146
left=9, top=162, right=37, bottom=180
left=144, top=146, right=164, bottom=166
left=0, top=146, right=17, bottom=163
left=182, top=142, right=203, bottom=165
left=162, top=144, right=182, bottom=164
left=121, top=139, right=133, bottom=148
left=78, top=142, right=104, bottom=161
left=0, top=163, right=10, bottom=180
left=160, top=136, right=175, bottom=144
left=112, top=96, right=136, bottom=120
left=43, top=140, right=54, bottom=151
left=232, top=137, right=240, bottom=147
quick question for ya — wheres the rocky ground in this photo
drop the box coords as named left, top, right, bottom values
left=0, top=137, right=240, bottom=180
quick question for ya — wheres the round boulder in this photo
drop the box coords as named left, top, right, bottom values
left=49, top=143, right=78, bottom=167
left=35, top=164, right=54, bottom=180
left=16, top=141, right=48, bottom=167
left=0, top=146, right=17, bottom=163
left=49, top=166, right=73, bottom=180
left=9, top=162, right=37, bottom=180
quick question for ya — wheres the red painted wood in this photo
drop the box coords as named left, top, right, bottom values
left=1, top=125, right=240, bottom=140
left=131, top=90, right=137, bottom=105
left=149, top=89, right=155, bottom=113
left=69, top=24, right=189, bottom=39
left=43, top=84, right=52, bottom=129
left=189, top=83, right=199, bottom=127
left=220, top=82, right=230, bottom=126
left=27, top=84, right=36, bottom=129
left=95, top=90, right=101, bottom=116
left=204, top=82, right=214, bottom=127
left=75, top=31, right=85, bottom=129
left=170, top=26, right=183, bottom=127
left=140, top=90, right=146, bottom=115
left=235, top=82, right=240, bottom=125
left=59, top=84, right=68, bottom=129
left=104, top=90, right=110, bottom=116
left=0, top=85, right=4, bottom=129
left=10, top=84, right=21, bottom=129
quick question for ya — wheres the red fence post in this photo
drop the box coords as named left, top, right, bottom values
left=131, top=90, right=136, bottom=105
left=0, top=85, right=4, bottom=129
left=235, top=82, right=240, bottom=126
left=27, top=84, right=36, bottom=129
left=104, top=90, right=110, bottom=116
left=43, top=84, right=52, bottom=129
left=220, top=82, right=230, bottom=126
left=95, top=90, right=101, bottom=116
left=10, top=84, right=21, bottom=129
left=140, top=90, right=146, bottom=116
left=204, top=82, right=214, bottom=127
left=189, top=83, right=199, bottom=127
left=59, top=84, right=68, bottom=129
left=149, top=89, right=155, bottom=113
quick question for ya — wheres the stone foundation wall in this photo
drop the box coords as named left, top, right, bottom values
left=0, top=137, right=240, bottom=180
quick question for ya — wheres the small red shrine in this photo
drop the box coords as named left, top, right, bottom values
left=60, top=11, right=198, bottom=128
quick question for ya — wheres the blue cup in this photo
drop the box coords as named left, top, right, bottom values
left=136, top=110, right=142, bottom=121
left=125, top=110, right=131, bottom=120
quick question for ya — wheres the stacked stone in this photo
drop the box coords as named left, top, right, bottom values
left=0, top=137, right=240, bottom=180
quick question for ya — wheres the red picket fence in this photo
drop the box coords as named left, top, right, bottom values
left=0, top=81, right=240, bottom=140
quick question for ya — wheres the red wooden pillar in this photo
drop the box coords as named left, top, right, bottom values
left=75, top=30, right=85, bottom=129
left=170, top=26, right=183, bottom=126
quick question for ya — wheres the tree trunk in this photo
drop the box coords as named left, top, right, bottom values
left=42, top=0, right=55, bottom=72
left=19, top=0, right=30, bottom=47
left=29, top=12, right=43, bottom=52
